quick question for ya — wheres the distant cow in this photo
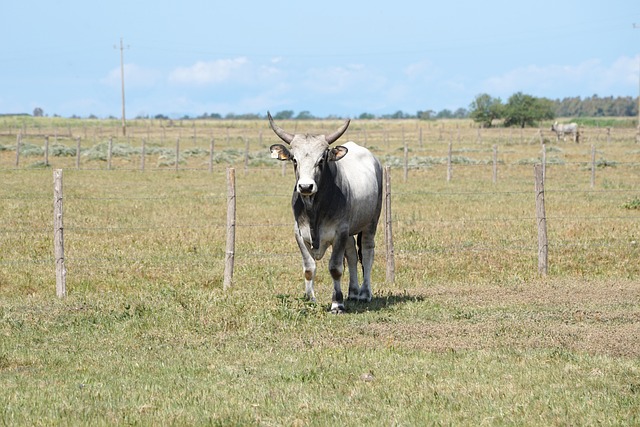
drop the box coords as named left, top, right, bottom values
left=551, top=121, right=579, bottom=143
left=268, top=112, right=383, bottom=313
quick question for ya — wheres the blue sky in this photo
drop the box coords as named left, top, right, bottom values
left=2, top=1, right=639, bottom=118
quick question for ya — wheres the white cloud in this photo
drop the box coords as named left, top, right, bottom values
left=482, top=56, right=640, bottom=98
left=167, top=57, right=286, bottom=87
left=169, top=58, right=250, bottom=85
left=101, top=64, right=161, bottom=88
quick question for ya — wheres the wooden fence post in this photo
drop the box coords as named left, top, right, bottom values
left=541, top=143, right=546, bottom=182
left=107, top=137, right=113, bottom=170
left=403, top=129, right=408, bottom=183
left=244, top=137, right=250, bottom=174
left=141, top=138, right=146, bottom=171
left=75, top=137, right=81, bottom=169
left=209, top=137, right=215, bottom=173
left=44, top=136, right=49, bottom=167
left=224, top=167, right=236, bottom=290
left=53, top=169, right=66, bottom=297
left=384, top=166, right=395, bottom=284
left=15, top=133, right=21, bottom=167
left=534, top=164, right=548, bottom=276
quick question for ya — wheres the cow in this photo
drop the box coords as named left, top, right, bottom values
left=268, top=112, right=383, bottom=314
left=551, top=121, right=580, bottom=143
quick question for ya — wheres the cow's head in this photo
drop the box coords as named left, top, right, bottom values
left=268, top=111, right=349, bottom=196
left=551, top=121, right=558, bottom=131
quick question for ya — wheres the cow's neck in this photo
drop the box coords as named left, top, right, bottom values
left=295, top=167, right=342, bottom=250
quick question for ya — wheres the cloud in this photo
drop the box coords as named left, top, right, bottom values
left=101, top=64, right=161, bottom=88
left=169, top=57, right=250, bottom=85
left=167, top=57, right=286, bottom=88
left=481, top=56, right=640, bottom=98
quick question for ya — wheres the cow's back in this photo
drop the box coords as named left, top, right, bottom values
left=335, top=141, right=383, bottom=234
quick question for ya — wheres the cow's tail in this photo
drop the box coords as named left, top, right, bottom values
left=356, top=232, right=364, bottom=275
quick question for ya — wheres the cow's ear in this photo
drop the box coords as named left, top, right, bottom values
left=329, top=146, right=348, bottom=161
left=270, top=144, right=292, bottom=161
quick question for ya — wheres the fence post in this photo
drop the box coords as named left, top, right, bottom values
left=75, top=137, right=81, bottom=169
left=53, top=169, right=66, bottom=297
left=244, top=137, right=250, bottom=174
left=403, top=128, right=408, bottom=183
left=534, top=164, right=548, bottom=276
left=541, top=143, right=546, bottom=182
left=384, top=166, right=395, bottom=284
left=15, top=133, right=21, bottom=167
left=141, top=138, right=146, bottom=171
left=44, top=136, right=49, bottom=167
left=107, top=137, right=113, bottom=170
left=224, top=167, right=236, bottom=290
left=208, top=137, right=215, bottom=173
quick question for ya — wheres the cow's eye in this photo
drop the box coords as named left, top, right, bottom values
left=317, top=158, right=324, bottom=169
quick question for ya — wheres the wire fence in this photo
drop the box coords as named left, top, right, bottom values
left=1, top=158, right=638, bottom=297
left=1, top=119, right=639, bottom=296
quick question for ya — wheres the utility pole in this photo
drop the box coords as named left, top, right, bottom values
left=634, top=24, right=640, bottom=142
left=115, top=38, right=129, bottom=136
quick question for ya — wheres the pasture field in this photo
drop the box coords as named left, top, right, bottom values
left=1, top=117, right=640, bottom=425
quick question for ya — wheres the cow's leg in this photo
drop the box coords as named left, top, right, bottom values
left=358, top=230, right=376, bottom=302
left=328, top=236, right=347, bottom=313
left=345, top=236, right=360, bottom=300
left=295, top=233, right=316, bottom=302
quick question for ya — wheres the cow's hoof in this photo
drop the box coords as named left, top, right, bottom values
left=358, top=290, right=372, bottom=303
left=330, top=302, right=346, bottom=314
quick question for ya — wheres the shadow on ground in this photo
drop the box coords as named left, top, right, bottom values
left=344, top=292, right=424, bottom=314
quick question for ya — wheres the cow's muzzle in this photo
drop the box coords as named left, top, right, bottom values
left=297, top=183, right=316, bottom=196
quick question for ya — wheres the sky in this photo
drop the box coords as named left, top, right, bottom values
left=1, top=1, right=639, bottom=119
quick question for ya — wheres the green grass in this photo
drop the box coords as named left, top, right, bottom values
left=1, top=118, right=639, bottom=425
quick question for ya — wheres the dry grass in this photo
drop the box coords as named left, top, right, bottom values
left=1, top=117, right=639, bottom=425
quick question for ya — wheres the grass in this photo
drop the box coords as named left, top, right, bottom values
left=1, top=118, right=639, bottom=425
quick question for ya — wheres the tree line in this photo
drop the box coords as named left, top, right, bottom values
left=29, top=93, right=638, bottom=125
left=191, top=94, right=637, bottom=126
left=468, top=93, right=639, bottom=128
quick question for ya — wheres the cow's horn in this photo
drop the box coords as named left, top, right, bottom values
left=267, top=111, right=294, bottom=145
left=325, top=119, right=351, bottom=144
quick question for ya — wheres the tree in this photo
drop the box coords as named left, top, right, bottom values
left=503, top=92, right=554, bottom=128
left=295, top=111, right=315, bottom=120
left=453, top=108, right=469, bottom=119
left=33, top=107, right=44, bottom=117
left=417, top=110, right=435, bottom=120
left=469, top=94, right=503, bottom=127
left=274, top=110, right=294, bottom=120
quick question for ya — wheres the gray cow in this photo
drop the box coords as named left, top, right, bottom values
left=551, top=121, right=580, bottom=143
left=268, top=112, right=383, bottom=313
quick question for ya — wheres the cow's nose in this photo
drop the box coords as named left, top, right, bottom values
left=298, top=183, right=314, bottom=195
